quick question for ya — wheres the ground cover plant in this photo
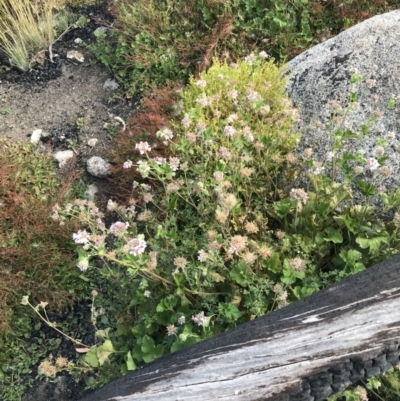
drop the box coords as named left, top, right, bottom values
left=91, top=0, right=399, bottom=97
left=0, top=140, right=83, bottom=330
left=48, top=55, right=400, bottom=400
left=0, top=140, right=96, bottom=399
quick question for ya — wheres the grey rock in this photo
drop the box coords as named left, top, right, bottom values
left=365, top=366, right=381, bottom=378
left=86, top=156, right=111, bottom=178
left=103, top=78, right=120, bottom=92
left=54, top=150, right=74, bottom=168
left=87, top=138, right=98, bottom=147
left=286, top=10, right=400, bottom=205
left=30, top=129, right=42, bottom=144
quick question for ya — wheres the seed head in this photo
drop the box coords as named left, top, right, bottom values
left=166, top=324, right=178, bottom=336
left=289, top=257, right=307, bottom=272
left=245, top=221, right=259, bottom=234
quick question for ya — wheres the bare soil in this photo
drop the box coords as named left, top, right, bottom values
left=0, top=3, right=135, bottom=158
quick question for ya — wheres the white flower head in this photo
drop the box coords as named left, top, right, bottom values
left=157, top=128, right=173, bottom=145
left=123, top=160, right=133, bottom=169
left=192, top=311, right=207, bottom=326
left=367, top=157, right=380, bottom=171
left=73, top=230, right=91, bottom=244
left=223, top=125, right=236, bottom=137
left=196, top=79, right=207, bottom=88
left=197, top=249, right=207, bottom=262
left=244, top=53, right=255, bottom=66
left=135, top=141, right=152, bottom=155
left=127, top=235, right=147, bottom=256
left=169, top=157, right=180, bottom=171
left=181, top=116, right=191, bottom=128
left=110, top=221, right=129, bottom=237
left=290, top=188, right=309, bottom=205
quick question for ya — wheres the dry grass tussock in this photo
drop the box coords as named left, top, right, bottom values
left=0, top=141, right=80, bottom=331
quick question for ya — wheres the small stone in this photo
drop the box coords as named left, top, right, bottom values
left=30, top=129, right=42, bottom=144
left=87, top=138, right=98, bottom=147
left=86, top=156, right=111, bottom=178
left=54, top=150, right=74, bottom=168
left=74, top=38, right=83, bottom=44
left=85, top=184, right=98, bottom=202
left=103, top=78, right=120, bottom=91
left=67, top=50, right=84, bottom=63
left=40, top=130, right=51, bottom=138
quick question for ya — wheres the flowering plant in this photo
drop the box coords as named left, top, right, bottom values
left=55, top=57, right=400, bottom=383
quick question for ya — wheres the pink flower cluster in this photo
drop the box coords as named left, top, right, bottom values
left=73, top=230, right=91, bottom=244
left=127, top=236, right=147, bottom=256
left=191, top=311, right=207, bottom=326
left=110, top=221, right=129, bottom=237
left=135, top=141, right=151, bottom=155
left=290, top=188, right=309, bottom=205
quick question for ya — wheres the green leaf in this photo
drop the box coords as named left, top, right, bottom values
left=97, top=340, right=115, bottom=366
left=333, top=214, right=358, bottom=234
left=218, top=303, right=242, bottom=323
left=365, top=377, right=382, bottom=390
left=85, top=347, right=99, bottom=368
left=340, top=249, right=362, bottom=263
left=315, top=232, right=325, bottom=245
left=141, top=335, right=155, bottom=354
left=274, top=198, right=294, bottom=218
left=324, top=227, right=343, bottom=244
left=356, top=180, right=375, bottom=197
left=156, top=295, right=178, bottom=312
left=355, top=236, right=387, bottom=253
left=116, top=318, right=133, bottom=336
left=263, top=252, right=280, bottom=273
left=230, top=261, right=249, bottom=286
left=292, top=286, right=317, bottom=300
left=132, top=323, right=146, bottom=337
left=125, top=351, right=137, bottom=371
left=171, top=334, right=201, bottom=352
left=173, top=273, right=186, bottom=296
left=153, top=344, right=164, bottom=359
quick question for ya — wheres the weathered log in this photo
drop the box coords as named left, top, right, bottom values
left=79, top=256, right=400, bottom=401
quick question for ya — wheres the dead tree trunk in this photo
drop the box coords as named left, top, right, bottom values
left=79, top=255, right=400, bottom=401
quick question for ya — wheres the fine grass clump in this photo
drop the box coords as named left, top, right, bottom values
left=0, top=0, right=58, bottom=70
left=0, top=140, right=81, bottom=331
